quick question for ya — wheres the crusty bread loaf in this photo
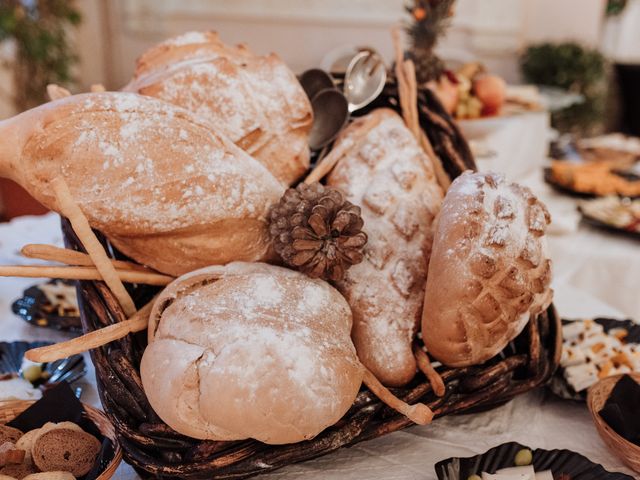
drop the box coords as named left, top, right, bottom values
left=0, top=427, right=22, bottom=446
left=326, top=109, right=444, bottom=387
left=0, top=92, right=284, bottom=276
left=124, top=31, right=312, bottom=186
left=422, top=171, right=553, bottom=367
left=0, top=473, right=19, bottom=480
left=142, top=262, right=364, bottom=444
left=0, top=442, right=24, bottom=467
left=32, top=428, right=100, bottom=477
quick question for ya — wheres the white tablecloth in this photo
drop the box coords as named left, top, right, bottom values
left=0, top=214, right=637, bottom=479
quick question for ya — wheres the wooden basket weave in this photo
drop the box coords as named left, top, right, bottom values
left=61, top=82, right=562, bottom=479
left=587, top=373, right=640, bottom=473
left=0, top=400, right=122, bottom=480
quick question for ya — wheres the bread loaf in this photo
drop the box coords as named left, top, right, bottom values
left=0, top=92, right=284, bottom=276
left=326, top=109, right=444, bottom=387
left=141, top=262, right=363, bottom=444
left=124, top=31, right=312, bottom=186
left=422, top=171, right=553, bottom=367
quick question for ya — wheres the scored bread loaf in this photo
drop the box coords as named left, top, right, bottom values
left=0, top=92, right=284, bottom=276
left=141, top=262, right=364, bottom=444
left=422, top=171, right=553, bottom=367
left=124, top=31, right=312, bottom=186
left=326, top=108, right=444, bottom=387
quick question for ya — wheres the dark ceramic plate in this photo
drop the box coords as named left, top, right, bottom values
left=11, top=279, right=82, bottom=333
left=435, top=441, right=634, bottom=479
left=549, top=318, right=640, bottom=401
left=578, top=210, right=640, bottom=241
left=0, top=341, right=87, bottom=389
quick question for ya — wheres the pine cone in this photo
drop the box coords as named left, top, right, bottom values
left=409, top=49, right=445, bottom=84
left=269, top=182, right=368, bottom=281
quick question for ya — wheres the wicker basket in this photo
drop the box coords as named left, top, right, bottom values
left=0, top=400, right=123, bottom=480
left=587, top=373, right=640, bottom=473
left=61, top=81, right=562, bottom=479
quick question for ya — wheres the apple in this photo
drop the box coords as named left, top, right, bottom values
left=473, top=74, right=506, bottom=116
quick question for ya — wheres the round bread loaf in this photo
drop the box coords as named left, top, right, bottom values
left=141, top=262, right=364, bottom=444
left=23, top=473, right=75, bottom=480
left=124, top=31, right=312, bottom=186
left=422, top=171, right=553, bottom=367
left=32, top=428, right=101, bottom=477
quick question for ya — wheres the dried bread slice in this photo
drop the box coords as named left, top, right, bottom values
left=0, top=462, right=37, bottom=479
left=0, top=427, right=22, bottom=446
left=32, top=429, right=100, bottom=477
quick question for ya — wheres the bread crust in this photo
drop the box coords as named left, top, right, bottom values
left=326, top=109, right=444, bottom=387
left=124, top=31, right=312, bottom=186
left=0, top=92, right=284, bottom=276
left=422, top=171, right=553, bottom=367
left=141, top=262, right=364, bottom=444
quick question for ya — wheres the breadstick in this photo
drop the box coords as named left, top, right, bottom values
left=0, top=265, right=172, bottom=285
left=304, top=114, right=382, bottom=184
left=362, top=367, right=433, bottom=425
left=403, top=59, right=421, bottom=140
left=52, top=177, right=137, bottom=317
left=413, top=343, right=446, bottom=397
left=25, top=299, right=155, bottom=363
left=21, top=244, right=153, bottom=272
left=90, top=84, right=106, bottom=92
left=46, top=84, right=71, bottom=101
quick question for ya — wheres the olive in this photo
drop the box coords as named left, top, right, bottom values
left=514, top=448, right=533, bottom=466
left=22, top=364, right=43, bottom=383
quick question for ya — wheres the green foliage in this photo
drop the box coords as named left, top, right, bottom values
left=520, top=42, right=607, bottom=135
left=606, top=0, right=628, bottom=16
left=0, top=0, right=81, bottom=111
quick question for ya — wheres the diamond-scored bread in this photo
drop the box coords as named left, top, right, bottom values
left=422, top=171, right=553, bottom=367
left=326, top=108, right=444, bottom=387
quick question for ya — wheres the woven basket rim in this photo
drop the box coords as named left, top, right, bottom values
left=587, top=373, right=640, bottom=473
left=0, top=399, right=123, bottom=480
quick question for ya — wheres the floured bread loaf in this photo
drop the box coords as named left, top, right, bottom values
left=141, top=262, right=364, bottom=444
left=0, top=92, right=284, bottom=276
left=326, top=109, right=444, bottom=387
left=422, top=171, right=553, bottom=367
left=124, top=31, right=312, bottom=186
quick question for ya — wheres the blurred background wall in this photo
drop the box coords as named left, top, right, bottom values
left=1, top=0, right=607, bottom=118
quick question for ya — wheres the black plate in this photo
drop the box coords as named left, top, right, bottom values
left=0, top=341, right=87, bottom=388
left=435, top=441, right=634, bottom=479
left=11, top=279, right=82, bottom=333
left=549, top=317, right=640, bottom=401
left=578, top=210, right=640, bottom=241
left=543, top=167, right=598, bottom=199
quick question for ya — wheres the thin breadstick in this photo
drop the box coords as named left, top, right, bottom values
left=304, top=115, right=382, bottom=184
left=419, top=131, right=451, bottom=190
left=21, top=244, right=153, bottom=272
left=25, top=299, right=155, bottom=363
left=52, top=177, right=137, bottom=317
left=413, top=343, right=446, bottom=397
left=404, top=60, right=421, bottom=140
left=0, top=265, right=172, bottom=286
left=90, top=84, right=106, bottom=92
left=363, top=367, right=433, bottom=425
left=47, top=84, right=71, bottom=101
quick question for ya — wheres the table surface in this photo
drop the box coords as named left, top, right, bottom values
left=0, top=213, right=637, bottom=479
